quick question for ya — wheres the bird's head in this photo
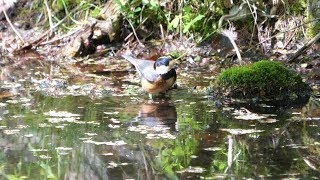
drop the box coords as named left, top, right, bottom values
left=154, top=56, right=176, bottom=75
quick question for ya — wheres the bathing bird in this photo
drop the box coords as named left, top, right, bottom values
left=122, top=55, right=177, bottom=97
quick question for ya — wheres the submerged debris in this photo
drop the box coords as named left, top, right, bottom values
left=220, top=128, right=264, bottom=135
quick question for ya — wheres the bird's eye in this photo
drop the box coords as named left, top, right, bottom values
left=155, top=57, right=172, bottom=67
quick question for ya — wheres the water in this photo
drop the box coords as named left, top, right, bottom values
left=0, top=60, right=319, bottom=179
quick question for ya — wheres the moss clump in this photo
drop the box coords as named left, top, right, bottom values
left=216, top=60, right=311, bottom=99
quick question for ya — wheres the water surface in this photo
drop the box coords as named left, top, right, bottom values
left=0, top=60, right=319, bottom=179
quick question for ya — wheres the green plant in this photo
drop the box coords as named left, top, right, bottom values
left=117, top=0, right=167, bottom=29
left=216, top=60, right=311, bottom=98
left=117, top=0, right=226, bottom=41
left=23, top=0, right=102, bottom=31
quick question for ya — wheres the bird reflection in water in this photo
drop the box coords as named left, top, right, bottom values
left=136, top=99, right=177, bottom=131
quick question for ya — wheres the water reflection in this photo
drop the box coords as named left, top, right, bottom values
left=0, top=77, right=320, bottom=179
left=136, top=99, right=177, bottom=130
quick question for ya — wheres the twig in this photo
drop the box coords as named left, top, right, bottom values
left=14, top=5, right=81, bottom=52
left=179, top=0, right=183, bottom=40
left=40, top=26, right=83, bottom=45
left=245, top=0, right=258, bottom=45
left=288, top=32, right=320, bottom=63
left=222, top=29, right=243, bottom=64
left=282, top=27, right=297, bottom=49
left=125, top=17, right=144, bottom=46
left=260, top=18, right=319, bottom=45
left=44, top=0, right=54, bottom=36
left=1, top=6, right=25, bottom=44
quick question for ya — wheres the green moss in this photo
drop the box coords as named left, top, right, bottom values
left=216, top=60, right=311, bottom=99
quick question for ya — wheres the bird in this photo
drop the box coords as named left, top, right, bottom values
left=122, top=55, right=177, bottom=97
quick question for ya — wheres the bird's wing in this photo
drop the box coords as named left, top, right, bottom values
left=122, top=55, right=159, bottom=82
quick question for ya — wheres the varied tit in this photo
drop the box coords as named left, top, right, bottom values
left=122, top=55, right=177, bottom=96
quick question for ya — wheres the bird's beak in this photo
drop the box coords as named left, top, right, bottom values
left=169, top=59, right=177, bottom=67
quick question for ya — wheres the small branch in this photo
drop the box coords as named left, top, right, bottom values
left=218, top=2, right=247, bottom=29
left=14, top=5, right=81, bottom=52
left=44, top=0, right=54, bottom=36
left=179, top=0, right=183, bottom=40
left=125, top=17, right=144, bottom=46
left=288, top=32, right=320, bottom=63
left=222, top=29, right=243, bottom=64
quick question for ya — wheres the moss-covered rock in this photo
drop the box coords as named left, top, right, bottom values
left=216, top=60, right=311, bottom=99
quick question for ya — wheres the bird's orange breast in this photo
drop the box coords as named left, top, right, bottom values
left=141, top=76, right=176, bottom=94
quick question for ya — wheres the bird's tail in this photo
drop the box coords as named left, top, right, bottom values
left=122, top=55, right=139, bottom=66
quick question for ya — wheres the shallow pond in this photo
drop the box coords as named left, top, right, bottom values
left=0, top=59, right=319, bottom=179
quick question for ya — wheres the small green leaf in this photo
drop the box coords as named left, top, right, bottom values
left=142, top=0, right=149, bottom=5
left=183, top=14, right=204, bottom=33
left=169, top=15, right=180, bottom=30
left=134, top=7, right=142, bottom=12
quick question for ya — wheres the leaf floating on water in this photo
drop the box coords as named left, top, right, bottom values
left=55, top=125, right=65, bottom=129
left=110, top=118, right=121, bottom=124
left=29, top=149, right=48, bottom=152
left=83, top=140, right=105, bottom=145
left=260, top=104, right=274, bottom=108
left=108, top=124, right=120, bottom=129
left=286, top=144, right=308, bottom=149
left=223, top=107, right=234, bottom=111
left=6, top=100, right=20, bottom=104
left=47, top=117, right=78, bottom=123
left=44, top=110, right=81, bottom=117
left=19, top=97, right=31, bottom=103
left=18, top=125, right=29, bottom=129
left=24, top=134, right=34, bottom=138
left=146, top=133, right=176, bottom=139
left=79, top=137, right=92, bottom=140
left=11, top=115, right=24, bottom=118
left=38, top=155, right=52, bottom=159
left=104, top=111, right=119, bottom=115
left=220, top=128, right=264, bottom=135
left=108, top=140, right=127, bottom=146
left=107, top=161, right=129, bottom=168
left=208, top=109, right=216, bottom=113
left=84, top=133, right=97, bottom=136
left=203, top=147, right=222, bottom=151
left=83, top=140, right=127, bottom=146
left=0, top=103, right=7, bottom=107
left=258, top=118, right=278, bottom=124
left=158, top=133, right=176, bottom=139
left=86, top=121, right=100, bottom=125
left=307, top=117, right=320, bottom=120
left=107, top=161, right=118, bottom=168
left=56, top=147, right=73, bottom=151
left=233, top=108, right=266, bottom=120
left=177, top=166, right=205, bottom=173
left=128, top=125, right=175, bottom=139
left=4, top=129, right=20, bottom=135
left=39, top=123, right=50, bottom=128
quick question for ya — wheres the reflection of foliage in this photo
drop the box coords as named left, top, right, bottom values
left=0, top=93, right=124, bottom=179
left=153, top=134, right=198, bottom=178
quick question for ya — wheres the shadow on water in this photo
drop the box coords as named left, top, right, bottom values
left=0, top=56, right=320, bottom=179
